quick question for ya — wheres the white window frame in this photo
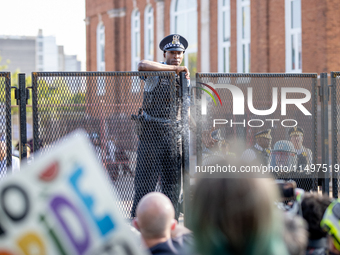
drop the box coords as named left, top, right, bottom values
left=170, top=0, right=197, bottom=69
left=285, top=0, right=302, bottom=73
left=237, top=0, right=251, bottom=73
left=131, top=9, right=141, bottom=71
left=96, top=23, right=105, bottom=71
left=218, top=0, right=231, bottom=73
left=144, top=5, right=154, bottom=61
left=96, top=23, right=106, bottom=96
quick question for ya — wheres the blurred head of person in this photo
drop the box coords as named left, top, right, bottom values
left=283, top=214, right=308, bottom=255
left=190, top=161, right=289, bottom=255
left=301, top=193, right=332, bottom=241
left=270, top=140, right=297, bottom=168
left=320, top=199, right=340, bottom=255
left=210, top=129, right=224, bottom=151
left=133, top=192, right=177, bottom=248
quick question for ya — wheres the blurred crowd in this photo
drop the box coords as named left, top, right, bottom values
left=132, top=170, right=340, bottom=255
left=2, top=128, right=338, bottom=255
left=2, top=133, right=340, bottom=255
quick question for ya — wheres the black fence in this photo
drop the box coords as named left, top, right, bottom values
left=0, top=72, right=12, bottom=178
left=30, top=71, right=189, bottom=220
left=2, top=71, right=340, bottom=220
left=194, top=73, right=319, bottom=192
left=331, top=72, right=340, bottom=197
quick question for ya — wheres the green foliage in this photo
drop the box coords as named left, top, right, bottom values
left=0, top=53, right=86, bottom=119
left=37, top=77, right=85, bottom=120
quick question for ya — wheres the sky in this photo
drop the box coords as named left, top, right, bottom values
left=0, top=0, right=86, bottom=70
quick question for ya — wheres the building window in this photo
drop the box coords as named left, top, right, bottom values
left=97, top=23, right=105, bottom=72
left=38, top=42, right=43, bottom=52
left=38, top=55, right=43, bottom=66
left=97, top=23, right=105, bottom=96
left=285, top=0, right=302, bottom=73
left=170, top=0, right=197, bottom=79
left=237, top=0, right=250, bottom=73
left=131, top=9, right=141, bottom=71
left=144, top=5, right=154, bottom=61
left=218, top=0, right=231, bottom=73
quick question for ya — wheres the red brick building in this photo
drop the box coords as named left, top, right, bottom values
left=85, top=0, right=340, bottom=75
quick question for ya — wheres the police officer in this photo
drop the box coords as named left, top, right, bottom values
left=131, top=34, right=190, bottom=219
left=241, top=129, right=272, bottom=167
left=270, top=140, right=297, bottom=179
left=289, top=127, right=312, bottom=171
left=289, top=126, right=313, bottom=191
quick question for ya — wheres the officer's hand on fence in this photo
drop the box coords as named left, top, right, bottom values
left=202, top=129, right=218, bottom=148
left=176, top=66, right=190, bottom=79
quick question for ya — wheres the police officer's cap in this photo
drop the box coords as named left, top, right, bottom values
left=255, top=129, right=272, bottom=139
left=288, top=126, right=304, bottom=136
left=273, top=140, right=296, bottom=153
left=159, top=34, right=188, bottom=52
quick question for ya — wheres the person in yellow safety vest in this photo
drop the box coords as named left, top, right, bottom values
left=320, top=199, right=340, bottom=255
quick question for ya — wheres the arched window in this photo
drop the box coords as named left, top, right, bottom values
left=131, top=9, right=141, bottom=71
left=144, top=5, right=154, bottom=61
left=285, top=0, right=302, bottom=72
left=170, top=0, right=197, bottom=79
left=96, top=23, right=105, bottom=71
left=237, top=0, right=250, bottom=73
left=218, top=0, right=231, bottom=72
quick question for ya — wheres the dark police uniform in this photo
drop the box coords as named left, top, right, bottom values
left=240, top=129, right=272, bottom=167
left=131, top=34, right=189, bottom=219
left=289, top=127, right=313, bottom=191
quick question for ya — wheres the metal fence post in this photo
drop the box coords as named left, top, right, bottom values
left=180, top=72, right=190, bottom=226
left=331, top=72, right=338, bottom=198
left=320, top=73, right=329, bottom=195
left=312, top=75, right=318, bottom=191
left=4, top=72, right=12, bottom=170
left=31, top=72, right=40, bottom=153
left=196, top=74, right=202, bottom=168
left=18, top=74, right=27, bottom=160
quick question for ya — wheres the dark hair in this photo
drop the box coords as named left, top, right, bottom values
left=301, top=193, right=332, bottom=240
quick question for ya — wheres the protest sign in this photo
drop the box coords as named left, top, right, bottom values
left=0, top=130, right=147, bottom=255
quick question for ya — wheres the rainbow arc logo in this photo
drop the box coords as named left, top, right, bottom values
left=192, top=82, right=223, bottom=106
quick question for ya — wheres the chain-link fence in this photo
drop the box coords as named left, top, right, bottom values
left=1, top=70, right=339, bottom=213
left=331, top=72, right=340, bottom=197
left=0, top=72, right=12, bottom=179
left=194, top=73, right=318, bottom=191
left=31, top=71, right=185, bottom=220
